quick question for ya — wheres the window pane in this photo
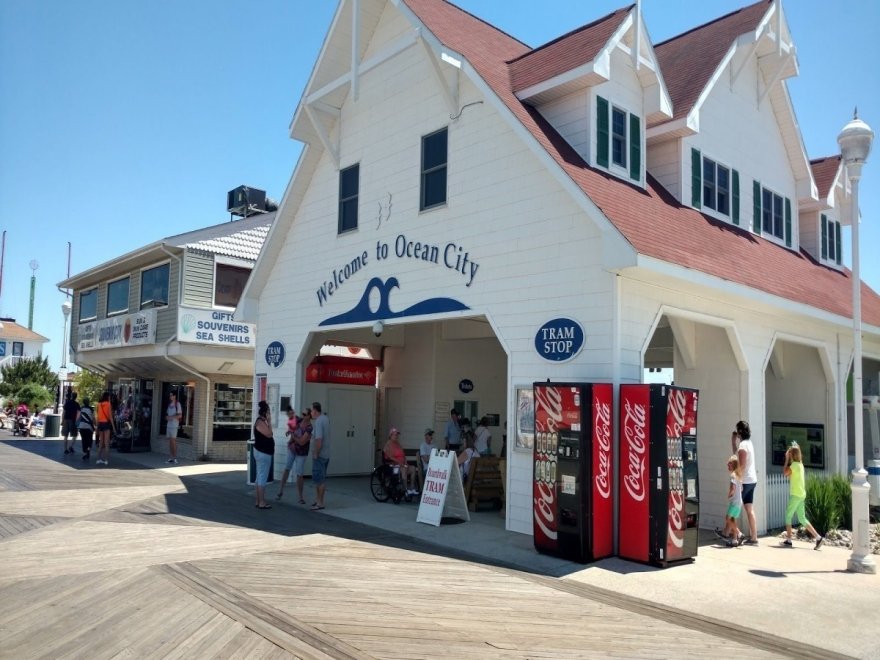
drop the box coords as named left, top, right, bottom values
left=140, top=263, right=170, bottom=308
left=340, top=165, right=359, bottom=199
left=762, top=189, right=773, bottom=233
left=106, top=278, right=130, bottom=315
left=422, top=129, right=447, bottom=171
left=339, top=199, right=358, bottom=232
left=422, top=169, right=447, bottom=209
left=79, top=289, right=97, bottom=321
left=338, top=164, right=359, bottom=233
left=612, top=108, right=626, bottom=167
left=773, top=194, right=784, bottom=238
left=827, top=222, right=836, bottom=259
left=215, top=264, right=250, bottom=308
left=717, top=166, right=729, bottom=215
left=12, top=341, right=23, bottom=356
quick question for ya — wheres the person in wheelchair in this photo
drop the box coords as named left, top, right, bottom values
left=383, top=427, right=419, bottom=497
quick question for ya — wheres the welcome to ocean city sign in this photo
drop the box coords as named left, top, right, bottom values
left=178, top=307, right=255, bottom=348
left=78, top=309, right=157, bottom=351
left=315, top=234, right=480, bottom=308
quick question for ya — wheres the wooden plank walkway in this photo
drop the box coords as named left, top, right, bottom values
left=0, top=437, right=840, bottom=659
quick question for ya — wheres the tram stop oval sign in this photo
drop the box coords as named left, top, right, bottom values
left=534, top=318, right=585, bottom=362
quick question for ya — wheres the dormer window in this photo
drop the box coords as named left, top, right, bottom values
left=690, top=149, right=740, bottom=225
left=752, top=181, right=792, bottom=247
left=596, top=96, right=641, bottom=183
left=821, top=214, right=842, bottom=265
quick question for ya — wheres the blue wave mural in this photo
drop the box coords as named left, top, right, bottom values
left=319, top=277, right=469, bottom=326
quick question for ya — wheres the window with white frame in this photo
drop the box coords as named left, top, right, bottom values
left=338, top=164, right=359, bottom=234
left=821, top=214, right=842, bottom=265
left=420, top=128, right=448, bottom=211
left=761, top=187, right=785, bottom=239
left=596, top=96, right=641, bottom=182
left=702, top=157, right=730, bottom=216
left=79, top=288, right=97, bottom=322
left=106, top=277, right=130, bottom=316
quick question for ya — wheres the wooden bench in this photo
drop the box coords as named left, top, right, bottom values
left=465, top=456, right=504, bottom=511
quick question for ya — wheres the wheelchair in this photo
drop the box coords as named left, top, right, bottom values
left=370, top=462, right=413, bottom=504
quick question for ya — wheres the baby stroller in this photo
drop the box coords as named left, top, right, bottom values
left=13, top=415, right=31, bottom=437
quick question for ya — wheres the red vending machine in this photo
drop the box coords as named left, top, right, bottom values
left=618, top=384, right=700, bottom=566
left=533, top=382, right=613, bottom=563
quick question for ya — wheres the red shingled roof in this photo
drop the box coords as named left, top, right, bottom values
left=654, top=0, right=772, bottom=123
left=811, top=155, right=842, bottom=200
left=401, top=0, right=880, bottom=326
left=509, top=7, right=632, bottom=93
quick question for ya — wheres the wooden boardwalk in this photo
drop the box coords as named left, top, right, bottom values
left=0, top=437, right=837, bottom=659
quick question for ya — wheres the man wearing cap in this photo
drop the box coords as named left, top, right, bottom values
left=419, top=428, right=436, bottom=472
left=444, top=409, right=462, bottom=453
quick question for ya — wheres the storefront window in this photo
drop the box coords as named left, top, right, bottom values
left=214, top=383, right=253, bottom=441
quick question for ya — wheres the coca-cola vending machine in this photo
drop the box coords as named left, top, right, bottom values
left=618, top=384, right=700, bottom=567
left=533, top=382, right=613, bottom=563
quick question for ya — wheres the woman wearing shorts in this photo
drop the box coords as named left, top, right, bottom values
left=95, top=392, right=115, bottom=466
left=276, top=408, right=312, bottom=504
left=253, top=400, right=275, bottom=509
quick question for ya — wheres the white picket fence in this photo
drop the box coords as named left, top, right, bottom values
left=765, top=470, right=828, bottom=530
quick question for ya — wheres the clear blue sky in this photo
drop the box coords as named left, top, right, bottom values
left=1, top=0, right=878, bottom=372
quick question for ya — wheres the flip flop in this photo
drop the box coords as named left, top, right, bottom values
left=258, top=504, right=272, bottom=510
left=310, top=504, right=324, bottom=511
left=275, top=492, right=284, bottom=500
left=298, top=499, right=306, bottom=505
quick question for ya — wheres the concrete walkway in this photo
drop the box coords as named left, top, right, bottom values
left=3, top=437, right=878, bottom=658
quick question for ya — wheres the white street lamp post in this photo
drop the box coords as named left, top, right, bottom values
left=838, top=110, right=876, bottom=574
left=58, top=300, right=72, bottom=413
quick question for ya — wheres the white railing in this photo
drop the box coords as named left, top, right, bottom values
left=765, top=469, right=829, bottom=530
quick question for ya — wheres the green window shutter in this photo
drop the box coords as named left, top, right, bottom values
left=784, top=197, right=792, bottom=247
left=691, top=148, right=702, bottom=208
left=835, top=222, right=842, bottom=265
left=596, top=96, right=609, bottom=168
left=821, top=214, right=828, bottom=259
left=752, top=181, right=762, bottom=234
left=732, top=170, right=740, bottom=225
left=629, top=114, right=641, bottom=181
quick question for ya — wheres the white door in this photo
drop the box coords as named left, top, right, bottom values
left=328, top=388, right=375, bottom=475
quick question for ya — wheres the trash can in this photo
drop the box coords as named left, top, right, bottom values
left=43, top=413, right=61, bottom=438
left=247, top=440, right=274, bottom=486
left=868, top=460, right=880, bottom=507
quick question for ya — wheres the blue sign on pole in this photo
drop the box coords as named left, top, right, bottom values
left=265, top=341, right=285, bottom=368
left=535, top=318, right=585, bottom=362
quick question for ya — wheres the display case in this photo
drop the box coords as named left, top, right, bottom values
left=213, top=384, right=253, bottom=441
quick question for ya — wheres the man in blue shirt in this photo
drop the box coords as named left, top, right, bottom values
left=444, top=408, right=462, bottom=453
left=310, top=401, right=331, bottom=510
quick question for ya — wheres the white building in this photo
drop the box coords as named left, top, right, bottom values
left=60, top=210, right=272, bottom=461
left=238, top=0, right=880, bottom=536
left=0, top=319, right=49, bottom=372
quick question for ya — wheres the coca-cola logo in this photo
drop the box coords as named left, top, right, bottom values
left=533, top=481, right=558, bottom=540
left=534, top=385, right=562, bottom=434
left=666, top=389, right=686, bottom=440
left=668, top=490, right=685, bottom=548
left=622, top=400, right=647, bottom=502
left=594, top=401, right=612, bottom=500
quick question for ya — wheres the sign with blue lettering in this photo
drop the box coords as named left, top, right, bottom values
left=458, top=379, right=474, bottom=394
left=265, top=341, right=285, bottom=368
left=535, top=318, right=585, bottom=362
